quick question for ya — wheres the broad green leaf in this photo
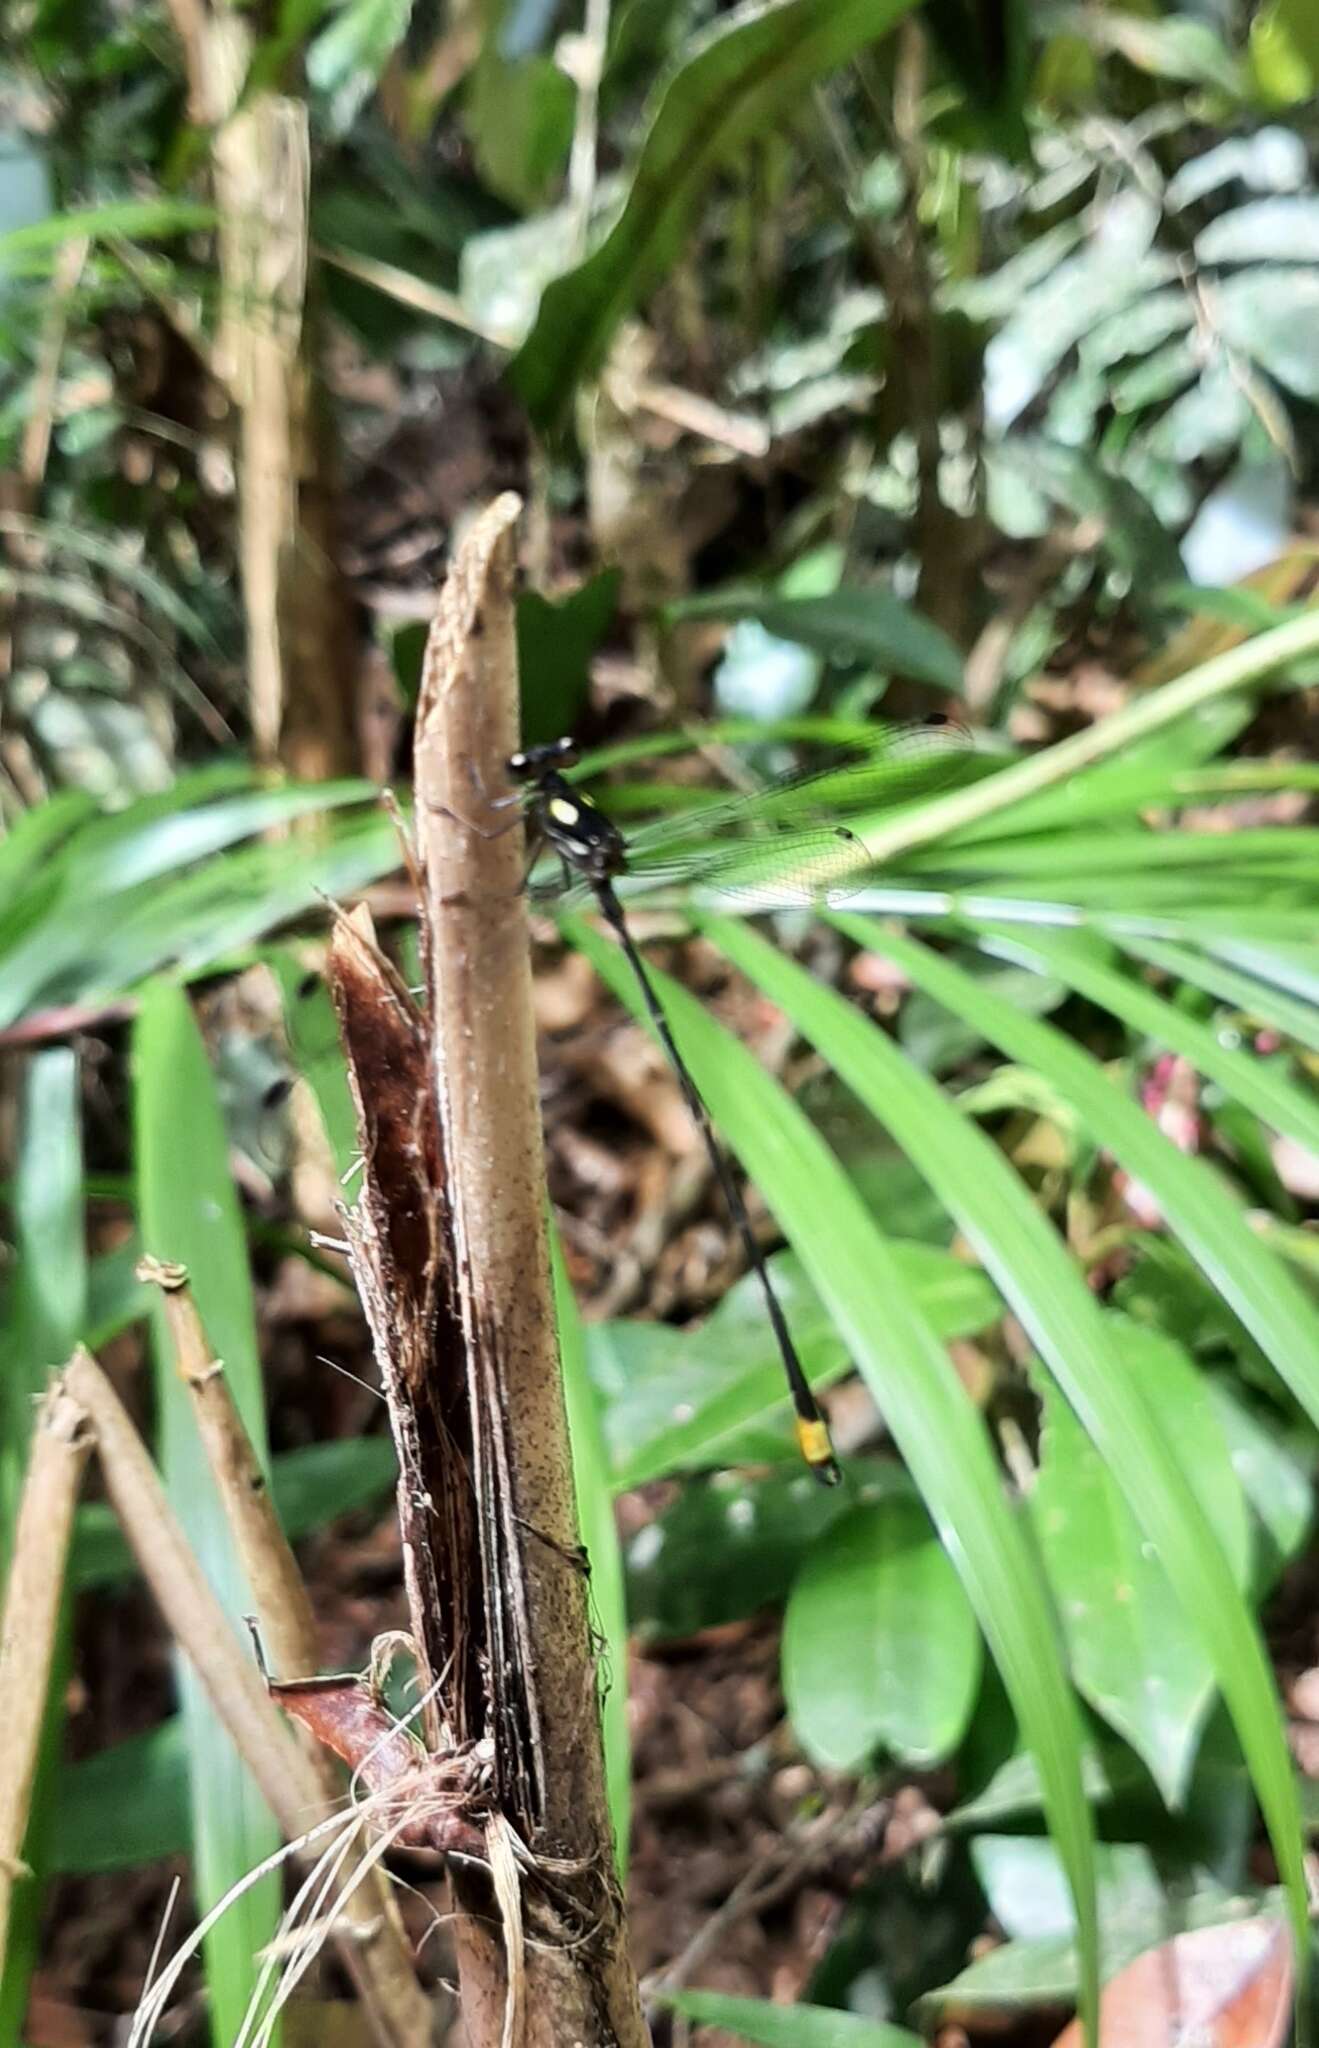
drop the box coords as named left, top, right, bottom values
left=560, top=910, right=1099, bottom=2037
left=552, top=1225, right=630, bottom=1871
left=517, top=571, right=621, bottom=746
left=509, top=0, right=917, bottom=428
left=625, top=1464, right=863, bottom=1642
left=71, top=1435, right=397, bottom=1591
left=134, top=982, right=280, bottom=2046
left=948, top=1738, right=1146, bottom=1835
left=601, top=1243, right=1000, bottom=1487
left=782, top=1495, right=982, bottom=1770
left=670, top=586, right=964, bottom=692
left=702, top=912, right=1308, bottom=1962
left=1032, top=1326, right=1250, bottom=1807
left=921, top=1885, right=1277, bottom=2020
left=657, top=1988, right=922, bottom=2048
left=53, top=1720, right=190, bottom=1875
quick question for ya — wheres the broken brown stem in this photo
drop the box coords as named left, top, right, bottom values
left=60, top=1348, right=429, bottom=2048
left=330, top=495, right=647, bottom=2047
left=0, top=1381, right=91, bottom=1986
left=140, top=1260, right=432, bottom=2048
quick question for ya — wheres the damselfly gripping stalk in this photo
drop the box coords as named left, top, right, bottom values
left=494, top=719, right=974, bottom=1487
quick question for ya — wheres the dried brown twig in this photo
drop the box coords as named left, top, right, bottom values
left=0, top=1382, right=92, bottom=1985
left=322, top=495, right=647, bottom=2046
left=140, top=1260, right=432, bottom=2047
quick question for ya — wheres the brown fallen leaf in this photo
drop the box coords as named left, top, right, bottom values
left=1049, top=1916, right=1292, bottom=2048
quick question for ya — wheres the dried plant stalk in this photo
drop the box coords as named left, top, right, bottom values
left=327, top=495, right=647, bottom=2046
left=61, top=1349, right=427, bottom=2048
left=0, top=1381, right=91, bottom=1984
left=141, top=1260, right=432, bottom=2048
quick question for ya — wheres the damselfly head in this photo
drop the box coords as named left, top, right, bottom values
left=507, top=736, right=578, bottom=780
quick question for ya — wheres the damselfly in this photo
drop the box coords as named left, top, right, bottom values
left=493, top=717, right=976, bottom=1486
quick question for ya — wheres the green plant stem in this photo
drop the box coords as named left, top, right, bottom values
left=851, top=607, right=1319, bottom=869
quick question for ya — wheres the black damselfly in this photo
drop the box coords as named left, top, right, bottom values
left=496, top=718, right=975, bottom=1486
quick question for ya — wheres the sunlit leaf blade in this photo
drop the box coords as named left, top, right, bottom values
left=782, top=1494, right=982, bottom=1771
left=1, top=801, right=396, bottom=1031
left=509, top=0, right=918, bottom=427
left=559, top=909, right=1099, bottom=2038
left=970, top=925, right=1319, bottom=1155
left=0, top=788, right=96, bottom=910
left=780, top=912, right=1311, bottom=1950
left=134, top=981, right=280, bottom=2046
left=842, top=920, right=1319, bottom=1422
left=550, top=1225, right=630, bottom=1871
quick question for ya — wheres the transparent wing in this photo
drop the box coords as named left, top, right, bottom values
left=611, top=717, right=977, bottom=865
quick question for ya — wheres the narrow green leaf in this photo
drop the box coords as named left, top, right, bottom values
left=560, top=910, right=1099, bottom=2036
left=782, top=1495, right=982, bottom=1770
left=790, top=913, right=1311, bottom=1952
left=972, top=925, right=1319, bottom=1156
left=1113, top=933, right=1319, bottom=1056
left=509, top=0, right=917, bottom=427
left=0, top=788, right=96, bottom=905
left=134, top=981, right=280, bottom=2046
left=839, top=921, right=1319, bottom=1429
left=0, top=196, right=215, bottom=262
left=657, top=1988, right=923, bottom=2048
left=551, top=1224, right=631, bottom=1872
left=270, top=952, right=359, bottom=1181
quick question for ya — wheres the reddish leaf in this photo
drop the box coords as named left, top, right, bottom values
left=1050, top=1917, right=1292, bottom=2048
